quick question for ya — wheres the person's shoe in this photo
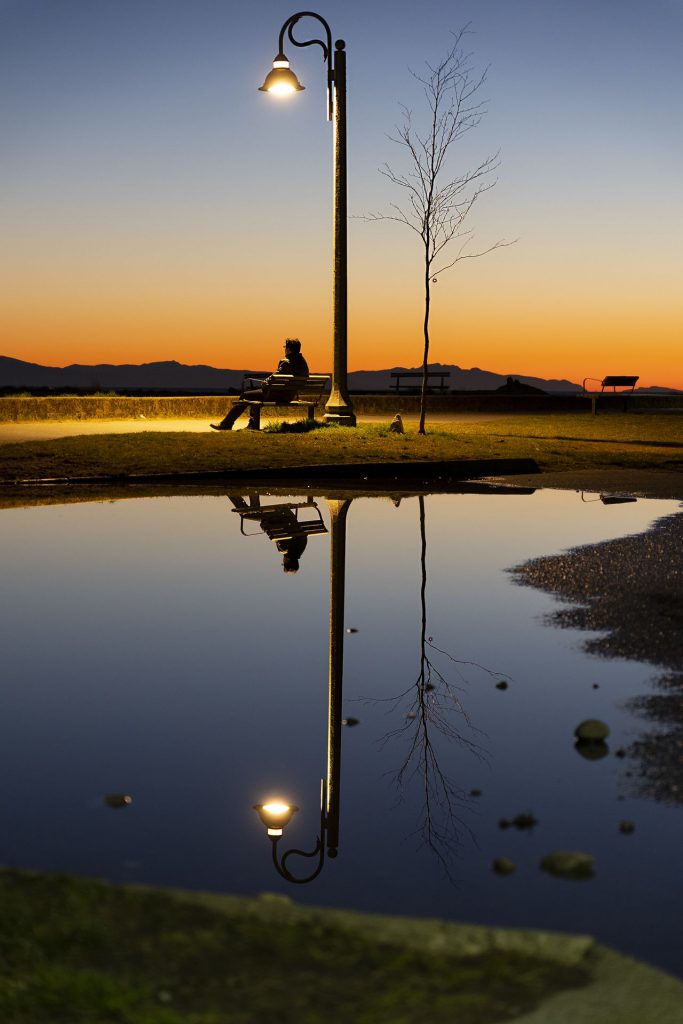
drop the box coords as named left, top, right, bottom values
left=210, top=423, right=229, bottom=430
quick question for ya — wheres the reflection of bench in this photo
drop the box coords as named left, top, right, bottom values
left=234, top=499, right=328, bottom=541
left=581, top=375, right=639, bottom=415
left=240, top=374, right=329, bottom=429
left=390, top=371, right=450, bottom=393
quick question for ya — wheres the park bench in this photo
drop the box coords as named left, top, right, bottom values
left=238, top=373, right=329, bottom=429
left=582, top=375, right=639, bottom=414
left=390, top=370, right=451, bottom=393
left=582, top=375, right=639, bottom=393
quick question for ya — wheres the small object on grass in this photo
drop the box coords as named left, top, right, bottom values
left=493, top=857, right=516, bottom=875
left=619, top=820, right=635, bottom=834
left=104, top=793, right=133, bottom=809
left=540, top=850, right=595, bottom=880
left=495, top=680, right=509, bottom=690
left=389, top=414, right=405, bottom=434
left=341, top=717, right=359, bottom=727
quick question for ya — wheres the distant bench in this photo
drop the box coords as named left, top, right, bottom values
left=239, top=373, right=329, bottom=429
left=582, top=375, right=639, bottom=415
left=390, top=370, right=451, bottom=393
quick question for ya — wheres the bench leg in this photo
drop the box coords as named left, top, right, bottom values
left=307, top=404, right=315, bottom=422
left=247, top=405, right=261, bottom=430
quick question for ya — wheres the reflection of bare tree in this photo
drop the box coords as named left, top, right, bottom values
left=362, top=497, right=506, bottom=875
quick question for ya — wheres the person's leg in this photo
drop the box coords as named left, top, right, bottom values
left=211, top=400, right=247, bottom=429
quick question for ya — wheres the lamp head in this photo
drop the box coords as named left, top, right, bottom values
left=253, top=799, right=299, bottom=836
left=259, top=53, right=305, bottom=97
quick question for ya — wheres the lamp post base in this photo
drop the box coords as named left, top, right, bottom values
left=323, top=410, right=356, bottom=426
left=324, top=390, right=356, bottom=426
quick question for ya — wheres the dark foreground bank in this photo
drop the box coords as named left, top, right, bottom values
left=2, top=869, right=682, bottom=1024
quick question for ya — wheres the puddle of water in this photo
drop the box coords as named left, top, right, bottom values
left=0, top=488, right=681, bottom=974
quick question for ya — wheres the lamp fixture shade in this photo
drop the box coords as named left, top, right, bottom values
left=253, top=800, right=299, bottom=836
left=259, top=53, right=305, bottom=96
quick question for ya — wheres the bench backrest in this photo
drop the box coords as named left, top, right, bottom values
left=264, top=374, right=329, bottom=401
left=601, top=375, right=639, bottom=388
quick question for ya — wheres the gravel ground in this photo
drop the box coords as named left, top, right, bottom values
left=511, top=510, right=683, bottom=804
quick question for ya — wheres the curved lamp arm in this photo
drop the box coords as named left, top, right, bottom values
left=278, top=11, right=333, bottom=63
left=267, top=778, right=327, bottom=884
left=276, top=11, right=336, bottom=119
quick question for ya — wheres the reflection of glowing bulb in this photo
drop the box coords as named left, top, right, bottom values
left=253, top=798, right=299, bottom=837
left=262, top=802, right=291, bottom=816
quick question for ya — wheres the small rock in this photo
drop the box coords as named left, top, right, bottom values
left=574, top=739, right=609, bottom=760
left=619, top=820, right=635, bottom=834
left=510, top=812, right=538, bottom=830
left=493, top=857, right=516, bottom=875
left=104, top=793, right=133, bottom=809
left=540, top=850, right=595, bottom=880
left=575, top=719, right=610, bottom=741
left=495, top=680, right=509, bottom=691
left=341, top=717, right=359, bottom=727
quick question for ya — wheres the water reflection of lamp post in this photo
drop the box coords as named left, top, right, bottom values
left=259, top=12, right=356, bottom=427
left=253, top=498, right=351, bottom=882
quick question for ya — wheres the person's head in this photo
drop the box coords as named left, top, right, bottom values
left=284, top=338, right=301, bottom=355
left=282, top=552, right=300, bottom=573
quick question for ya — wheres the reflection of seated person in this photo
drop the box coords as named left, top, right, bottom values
left=229, top=496, right=309, bottom=574
left=276, top=535, right=308, bottom=574
left=211, top=338, right=309, bottom=431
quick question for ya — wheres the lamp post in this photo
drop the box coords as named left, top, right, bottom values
left=253, top=498, right=351, bottom=883
left=259, top=12, right=356, bottom=427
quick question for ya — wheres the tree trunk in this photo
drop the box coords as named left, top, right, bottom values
left=419, top=265, right=431, bottom=434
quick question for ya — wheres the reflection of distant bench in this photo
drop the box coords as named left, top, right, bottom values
left=390, top=370, right=450, bottom=393
left=239, top=374, right=329, bottom=429
left=582, top=375, right=639, bottom=414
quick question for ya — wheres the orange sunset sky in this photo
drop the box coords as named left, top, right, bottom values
left=1, top=0, right=681, bottom=389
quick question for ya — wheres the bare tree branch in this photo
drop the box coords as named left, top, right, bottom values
left=356, top=26, right=515, bottom=433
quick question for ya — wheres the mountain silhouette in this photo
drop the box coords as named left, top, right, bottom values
left=0, top=356, right=582, bottom=392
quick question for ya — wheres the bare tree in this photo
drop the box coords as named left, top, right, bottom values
left=359, top=497, right=509, bottom=877
left=363, top=27, right=512, bottom=433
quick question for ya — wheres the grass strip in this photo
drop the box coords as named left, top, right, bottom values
left=0, top=417, right=681, bottom=487
left=0, top=868, right=591, bottom=1024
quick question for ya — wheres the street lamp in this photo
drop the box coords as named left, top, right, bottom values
left=259, top=12, right=356, bottom=427
left=252, top=499, right=351, bottom=883
left=254, top=779, right=333, bottom=884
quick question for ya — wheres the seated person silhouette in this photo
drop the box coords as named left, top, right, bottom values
left=211, top=338, right=309, bottom=430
